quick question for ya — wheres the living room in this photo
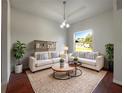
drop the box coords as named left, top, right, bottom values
left=1, top=0, right=122, bottom=93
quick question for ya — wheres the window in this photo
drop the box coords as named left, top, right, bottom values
left=74, top=29, right=93, bottom=52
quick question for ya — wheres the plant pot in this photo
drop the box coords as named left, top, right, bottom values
left=15, top=64, right=23, bottom=73
left=109, top=61, right=113, bottom=72
left=60, top=62, right=64, bottom=68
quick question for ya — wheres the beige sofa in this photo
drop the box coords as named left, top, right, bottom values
left=29, top=51, right=67, bottom=72
left=68, top=52, right=104, bottom=71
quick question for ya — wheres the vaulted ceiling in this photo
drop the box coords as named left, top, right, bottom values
left=10, top=0, right=113, bottom=24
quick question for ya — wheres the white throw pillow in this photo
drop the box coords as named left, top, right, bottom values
left=72, top=52, right=79, bottom=57
left=79, top=52, right=85, bottom=58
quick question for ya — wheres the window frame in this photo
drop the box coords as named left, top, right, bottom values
left=73, top=29, right=94, bottom=52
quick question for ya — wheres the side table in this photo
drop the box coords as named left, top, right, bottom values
left=69, top=61, right=82, bottom=77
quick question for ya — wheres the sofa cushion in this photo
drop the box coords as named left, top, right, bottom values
left=79, top=52, right=86, bottom=58
left=52, top=58, right=61, bottom=63
left=42, top=53, right=49, bottom=60
left=51, top=52, right=59, bottom=58
left=37, top=53, right=49, bottom=60
left=36, top=54, right=41, bottom=60
left=84, top=52, right=99, bottom=59
left=72, top=52, right=79, bottom=57
left=34, top=52, right=49, bottom=60
left=78, top=58, right=96, bottom=66
left=84, top=52, right=90, bottom=59
left=35, top=59, right=53, bottom=67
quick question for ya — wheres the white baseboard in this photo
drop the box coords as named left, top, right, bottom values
left=113, top=79, right=122, bottom=85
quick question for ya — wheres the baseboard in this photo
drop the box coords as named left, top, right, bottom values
left=113, top=79, right=122, bottom=85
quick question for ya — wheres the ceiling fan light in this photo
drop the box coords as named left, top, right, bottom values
left=60, top=24, right=64, bottom=28
left=62, top=22, right=66, bottom=26
left=66, top=24, right=70, bottom=28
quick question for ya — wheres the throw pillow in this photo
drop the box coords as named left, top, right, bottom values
left=88, top=52, right=94, bottom=59
left=51, top=52, right=59, bottom=58
left=86, top=52, right=100, bottom=59
left=84, top=52, right=89, bottom=59
left=40, top=53, right=49, bottom=60
left=79, top=52, right=85, bottom=58
left=36, top=54, right=41, bottom=60
left=72, top=52, right=79, bottom=57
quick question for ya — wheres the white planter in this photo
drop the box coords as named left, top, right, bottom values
left=15, top=64, right=23, bottom=73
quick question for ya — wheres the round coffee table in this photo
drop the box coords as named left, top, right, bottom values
left=52, top=63, right=75, bottom=80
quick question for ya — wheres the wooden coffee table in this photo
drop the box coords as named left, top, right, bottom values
left=52, top=63, right=75, bottom=80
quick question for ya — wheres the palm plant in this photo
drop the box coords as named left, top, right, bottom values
left=105, top=43, right=114, bottom=71
left=13, top=41, right=26, bottom=65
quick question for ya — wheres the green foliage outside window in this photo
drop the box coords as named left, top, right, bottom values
left=74, top=30, right=93, bottom=52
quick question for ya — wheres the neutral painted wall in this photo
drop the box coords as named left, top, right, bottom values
left=2, top=0, right=11, bottom=93
left=113, top=9, right=122, bottom=85
left=67, top=11, right=114, bottom=55
left=113, top=0, right=122, bottom=85
left=11, top=8, right=66, bottom=71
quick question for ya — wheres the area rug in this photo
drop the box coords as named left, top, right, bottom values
left=26, top=68, right=107, bottom=93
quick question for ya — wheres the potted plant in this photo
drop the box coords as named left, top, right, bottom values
left=73, top=57, right=78, bottom=63
left=105, top=43, right=114, bottom=71
left=73, top=57, right=79, bottom=69
left=13, top=41, right=26, bottom=73
left=60, top=58, right=64, bottom=67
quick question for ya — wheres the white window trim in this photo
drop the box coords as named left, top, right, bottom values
left=73, top=29, right=94, bottom=52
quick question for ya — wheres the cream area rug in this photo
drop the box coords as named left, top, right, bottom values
left=26, top=68, right=107, bottom=93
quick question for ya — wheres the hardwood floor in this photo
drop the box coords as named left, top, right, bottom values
left=6, top=70, right=122, bottom=93
left=92, top=72, right=122, bottom=93
left=6, top=72, right=34, bottom=93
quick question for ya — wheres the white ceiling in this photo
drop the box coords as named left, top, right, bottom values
left=10, top=0, right=113, bottom=24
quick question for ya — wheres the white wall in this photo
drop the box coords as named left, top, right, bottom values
left=113, top=0, right=122, bottom=85
left=11, top=8, right=66, bottom=71
left=2, top=0, right=11, bottom=93
left=67, top=11, right=114, bottom=54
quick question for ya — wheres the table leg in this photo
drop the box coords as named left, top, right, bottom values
left=53, top=71, right=55, bottom=78
left=67, top=71, right=71, bottom=79
left=53, top=71, right=72, bottom=80
left=72, top=67, right=82, bottom=77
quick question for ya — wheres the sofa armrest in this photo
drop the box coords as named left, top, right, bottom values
left=96, top=56, right=104, bottom=70
left=29, top=57, right=36, bottom=72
